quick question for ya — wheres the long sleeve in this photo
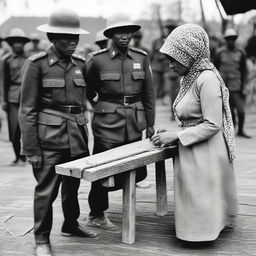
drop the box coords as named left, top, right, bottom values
left=19, top=60, right=41, bottom=155
left=177, top=73, right=222, bottom=146
left=2, top=57, right=10, bottom=105
left=142, top=55, right=155, bottom=127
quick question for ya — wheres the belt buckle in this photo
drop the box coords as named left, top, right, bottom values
left=123, top=96, right=130, bottom=106
left=66, top=106, right=72, bottom=114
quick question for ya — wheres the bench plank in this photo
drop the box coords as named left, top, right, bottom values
left=56, top=142, right=177, bottom=182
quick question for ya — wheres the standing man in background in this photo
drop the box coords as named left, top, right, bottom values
left=2, top=28, right=29, bottom=166
left=86, top=14, right=155, bottom=231
left=19, top=9, right=97, bottom=256
left=25, top=32, right=44, bottom=56
left=215, top=28, right=250, bottom=138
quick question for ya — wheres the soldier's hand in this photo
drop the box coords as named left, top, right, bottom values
left=146, top=126, right=155, bottom=139
left=2, top=103, right=7, bottom=112
left=26, top=154, right=42, bottom=169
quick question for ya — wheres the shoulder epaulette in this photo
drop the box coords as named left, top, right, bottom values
left=29, top=51, right=48, bottom=61
left=72, top=53, right=85, bottom=61
left=130, top=47, right=147, bottom=56
left=2, top=52, right=12, bottom=61
left=91, top=48, right=108, bottom=56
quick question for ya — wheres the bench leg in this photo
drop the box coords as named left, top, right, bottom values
left=155, top=161, right=168, bottom=216
left=122, top=170, right=136, bottom=244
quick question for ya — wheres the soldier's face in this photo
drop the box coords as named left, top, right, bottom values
left=112, top=31, right=133, bottom=48
left=11, top=41, right=25, bottom=53
left=53, top=34, right=79, bottom=56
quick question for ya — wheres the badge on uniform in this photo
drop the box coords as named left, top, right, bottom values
left=133, top=63, right=141, bottom=69
left=75, top=69, right=82, bottom=74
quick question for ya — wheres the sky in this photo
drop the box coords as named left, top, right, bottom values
left=0, top=0, right=250, bottom=25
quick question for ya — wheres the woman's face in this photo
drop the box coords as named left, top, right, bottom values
left=167, top=56, right=189, bottom=76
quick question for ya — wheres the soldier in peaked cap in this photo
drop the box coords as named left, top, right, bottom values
left=86, top=13, right=155, bottom=231
left=19, top=8, right=97, bottom=256
left=2, top=28, right=30, bottom=166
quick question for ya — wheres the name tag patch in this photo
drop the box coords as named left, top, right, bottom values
left=75, top=69, right=82, bottom=74
left=133, top=63, right=141, bottom=69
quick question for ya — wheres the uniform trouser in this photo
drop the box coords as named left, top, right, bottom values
left=229, top=91, right=245, bottom=131
left=33, top=149, right=87, bottom=244
left=88, top=137, right=147, bottom=217
left=153, top=71, right=165, bottom=99
left=7, top=103, right=25, bottom=161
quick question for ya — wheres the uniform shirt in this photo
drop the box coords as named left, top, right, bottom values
left=86, top=44, right=155, bottom=142
left=19, top=47, right=89, bottom=156
left=215, top=46, right=247, bottom=92
left=2, top=52, right=27, bottom=104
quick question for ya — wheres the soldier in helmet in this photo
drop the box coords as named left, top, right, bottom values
left=151, top=19, right=178, bottom=104
left=25, top=32, right=45, bottom=57
left=95, top=29, right=108, bottom=50
left=86, top=13, right=155, bottom=231
left=215, top=28, right=250, bottom=138
left=19, top=8, right=97, bottom=256
left=2, top=28, right=30, bottom=166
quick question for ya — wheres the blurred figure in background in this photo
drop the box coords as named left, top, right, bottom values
left=25, top=32, right=44, bottom=56
left=245, top=35, right=256, bottom=112
left=95, top=29, right=108, bottom=50
left=131, top=30, right=149, bottom=54
left=151, top=19, right=178, bottom=104
left=2, top=28, right=30, bottom=166
left=215, top=28, right=250, bottom=138
left=209, top=33, right=221, bottom=64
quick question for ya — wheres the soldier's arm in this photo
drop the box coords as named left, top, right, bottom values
left=142, top=55, right=155, bottom=130
left=240, top=51, right=247, bottom=90
left=2, top=57, right=10, bottom=110
left=85, top=55, right=100, bottom=105
left=19, top=60, right=41, bottom=155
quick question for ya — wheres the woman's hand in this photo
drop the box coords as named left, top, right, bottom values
left=151, top=131, right=178, bottom=147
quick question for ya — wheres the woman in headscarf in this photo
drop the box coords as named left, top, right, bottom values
left=152, top=23, right=237, bottom=242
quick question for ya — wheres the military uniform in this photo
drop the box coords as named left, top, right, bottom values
left=86, top=44, right=155, bottom=217
left=215, top=46, right=247, bottom=130
left=19, top=47, right=90, bottom=243
left=2, top=51, right=27, bottom=162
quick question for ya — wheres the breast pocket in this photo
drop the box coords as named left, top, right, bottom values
left=100, top=73, right=121, bottom=94
left=42, top=79, right=65, bottom=101
left=131, top=71, right=145, bottom=94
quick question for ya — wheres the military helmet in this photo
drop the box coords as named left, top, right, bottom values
left=30, top=32, right=41, bottom=41
left=5, top=28, right=30, bottom=44
left=224, top=28, right=238, bottom=39
left=95, top=29, right=108, bottom=43
left=103, top=13, right=141, bottom=38
left=37, top=8, right=89, bottom=34
left=132, top=30, right=143, bottom=39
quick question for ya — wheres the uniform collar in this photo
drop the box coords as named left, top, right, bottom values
left=48, top=47, right=77, bottom=66
left=109, top=43, right=134, bottom=59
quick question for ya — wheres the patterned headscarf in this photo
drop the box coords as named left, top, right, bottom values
left=160, top=23, right=235, bottom=162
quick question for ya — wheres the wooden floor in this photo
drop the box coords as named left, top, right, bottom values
left=0, top=102, right=256, bottom=256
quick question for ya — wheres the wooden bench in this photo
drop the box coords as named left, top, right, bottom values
left=55, top=139, right=178, bottom=244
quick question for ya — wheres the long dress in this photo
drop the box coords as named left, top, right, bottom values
left=173, top=70, right=238, bottom=241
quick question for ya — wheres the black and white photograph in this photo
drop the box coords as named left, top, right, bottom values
left=0, top=0, right=256, bottom=255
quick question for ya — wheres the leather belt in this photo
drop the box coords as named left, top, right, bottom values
left=99, top=95, right=141, bottom=106
left=41, top=104, right=83, bottom=114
